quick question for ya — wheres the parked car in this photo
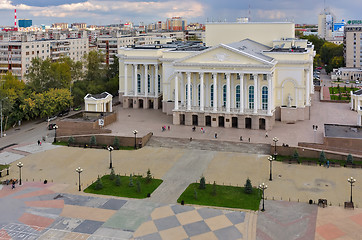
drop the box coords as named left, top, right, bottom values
left=73, top=106, right=82, bottom=111
left=356, top=80, right=360, bottom=84
left=46, top=115, right=57, bottom=122
left=48, top=123, right=57, bottom=130
left=58, top=109, right=70, bottom=117
left=316, top=67, right=322, bottom=70
left=346, top=81, right=350, bottom=84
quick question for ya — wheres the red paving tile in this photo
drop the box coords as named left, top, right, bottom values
left=350, top=213, right=362, bottom=227
left=14, top=188, right=54, bottom=199
left=0, top=185, right=26, bottom=198
left=0, top=229, right=11, bottom=239
left=25, top=199, right=64, bottom=208
left=316, top=223, right=346, bottom=240
left=18, top=212, right=55, bottom=231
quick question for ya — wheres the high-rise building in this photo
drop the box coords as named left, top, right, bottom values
left=166, top=17, right=187, bottom=31
left=318, top=9, right=335, bottom=39
left=18, top=19, right=32, bottom=28
left=344, top=20, right=362, bottom=68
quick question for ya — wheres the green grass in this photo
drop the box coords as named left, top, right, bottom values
left=177, top=183, right=261, bottom=211
left=0, top=164, right=10, bottom=171
left=53, top=141, right=134, bottom=150
left=276, top=155, right=362, bottom=166
left=329, top=87, right=358, bottom=94
left=330, top=95, right=349, bottom=100
left=84, top=175, right=163, bottom=199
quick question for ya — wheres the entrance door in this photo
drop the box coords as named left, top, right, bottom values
left=245, top=117, right=252, bottom=129
left=232, top=117, right=238, bottom=128
left=129, top=100, right=133, bottom=108
left=218, top=116, right=225, bottom=127
left=149, top=100, right=154, bottom=109
left=139, top=99, right=144, bottom=108
left=205, top=116, right=211, bottom=126
left=259, top=118, right=266, bottom=130
left=192, top=115, right=198, bottom=126
left=180, top=114, right=185, bottom=125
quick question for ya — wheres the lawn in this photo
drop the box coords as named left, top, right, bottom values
left=84, top=174, right=163, bottom=199
left=177, top=183, right=261, bottom=211
left=0, top=164, right=9, bottom=171
left=276, top=155, right=362, bottom=166
left=329, top=87, right=358, bottom=94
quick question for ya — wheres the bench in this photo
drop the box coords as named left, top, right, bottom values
left=318, top=199, right=327, bottom=208
left=344, top=201, right=354, bottom=209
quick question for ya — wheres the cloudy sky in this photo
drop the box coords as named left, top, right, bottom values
left=0, top=0, right=360, bottom=26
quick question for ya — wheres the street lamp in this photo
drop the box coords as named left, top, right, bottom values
left=259, top=183, right=268, bottom=212
left=268, top=155, right=274, bottom=181
left=107, top=146, right=114, bottom=169
left=17, top=162, right=23, bottom=185
left=53, top=124, right=58, bottom=143
left=133, top=130, right=138, bottom=149
left=272, top=137, right=278, bottom=161
left=76, top=167, right=83, bottom=191
left=348, top=177, right=356, bottom=203
left=0, top=97, right=8, bottom=138
left=312, top=125, right=318, bottom=143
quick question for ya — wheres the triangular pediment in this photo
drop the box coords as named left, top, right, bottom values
left=175, top=44, right=273, bottom=66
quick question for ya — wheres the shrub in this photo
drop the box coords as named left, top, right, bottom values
left=199, top=176, right=206, bottom=189
left=115, top=174, right=121, bottom=186
left=244, top=178, right=253, bottom=194
left=94, top=176, right=103, bottom=190
left=194, top=189, right=197, bottom=200
left=347, top=154, right=353, bottom=165
left=136, top=180, right=141, bottom=193
left=68, top=137, right=75, bottom=145
left=146, top=169, right=152, bottom=183
left=90, top=135, right=97, bottom=145
left=113, top=137, right=120, bottom=150
left=211, top=181, right=217, bottom=196
left=129, top=174, right=134, bottom=187
left=109, top=168, right=115, bottom=180
left=293, top=150, right=299, bottom=163
left=319, top=151, right=327, bottom=165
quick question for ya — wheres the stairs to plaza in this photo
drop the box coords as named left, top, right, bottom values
left=147, top=136, right=271, bottom=155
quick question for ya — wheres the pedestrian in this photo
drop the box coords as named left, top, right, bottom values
left=327, top=160, right=330, bottom=168
left=240, top=136, right=243, bottom=141
left=201, top=127, right=203, bottom=133
left=39, top=141, right=42, bottom=146
left=265, top=132, right=268, bottom=138
left=37, top=140, right=40, bottom=145
left=190, top=137, right=192, bottom=141
left=214, top=133, right=218, bottom=139
left=12, top=181, right=15, bottom=189
left=168, top=126, right=170, bottom=130
left=248, top=138, right=250, bottom=142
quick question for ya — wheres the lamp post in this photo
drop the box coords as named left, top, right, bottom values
left=76, top=167, right=83, bottom=191
left=272, top=137, right=278, bottom=161
left=53, top=124, right=58, bottom=143
left=107, top=146, right=114, bottom=169
left=133, top=130, right=138, bottom=149
left=259, top=183, right=268, bottom=212
left=17, top=162, right=23, bottom=185
left=268, top=155, right=274, bottom=181
left=348, top=177, right=356, bottom=203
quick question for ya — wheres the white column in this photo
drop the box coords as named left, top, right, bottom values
left=267, top=74, right=272, bottom=115
left=253, top=74, right=258, bottom=114
left=187, top=72, right=191, bottom=111
left=174, top=73, right=179, bottom=110
left=226, top=73, right=230, bottom=112
left=306, top=69, right=310, bottom=106
left=213, top=73, right=217, bottom=112
left=144, top=64, right=148, bottom=97
left=154, top=64, right=158, bottom=97
left=134, top=64, right=138, bottom=96
left=240, top=73, right=244, bottom=113
left=124, top=64, right=128, bottom=96
left=181, top=73, right=184, bottom=105
left=200, top=73, right=204, bottom=111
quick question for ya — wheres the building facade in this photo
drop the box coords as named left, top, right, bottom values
left=118, top=23, right=315, bottom=130
left=344, top=22, right=362, bottom=68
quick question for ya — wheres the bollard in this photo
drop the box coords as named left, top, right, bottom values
left=298, top=199, right=299, bottom=202
left=273, top=197, right=274, bottom=200
left=289, top=198, right=290, bottom=202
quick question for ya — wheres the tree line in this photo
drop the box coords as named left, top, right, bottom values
left=0, top=50, right=119, bottom=130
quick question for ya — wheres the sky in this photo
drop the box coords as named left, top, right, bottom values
left=0, top=0, right=360, bottom=26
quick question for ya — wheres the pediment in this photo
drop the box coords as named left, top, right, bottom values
left=176, top=45, right=273, bottom=66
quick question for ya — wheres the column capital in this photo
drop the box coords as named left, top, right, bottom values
left=186, top=72, right=191, bottom=77
left=225, top=73, right=230, bottom=77
left=212, top=72, right=217, bottom=77
left=199, top=72, right=204, bottom=77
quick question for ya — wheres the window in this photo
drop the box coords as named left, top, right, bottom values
left=249, top=86, right=254, bottom=109
left=250, top=74, right=254, bottom=80
left=198, top=84, right=201, bottom=106
left=210, top=84, right=214, bottom=107
left=137, top=74, right=141, bottom=93
left=147, top=74, right=151, bottom=93
left=26, top=52, right=29, bottom=56
left=158, top=75, right=161, bottom=93
left=222, top=85, right=226, bottom=107
left=262, top=86, right=268, bottom=110
left=236, top=85, right=240, bottom=108
left=263, top=74, right=267, bottom=81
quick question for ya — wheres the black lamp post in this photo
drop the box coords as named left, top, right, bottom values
left=17, top=162, right=23, bottom=185
left=53, top=124, right=58, bottom=143
left=348, top=177, right=356, bottom=203
left=76, top=167, right=83, bottom=191
left=259, top=183, right=268, bottom=212
left=268, top=155, right=274, bottom=181
left=272, top=137, right=278, bottom=161
left=133, top=130, right=138, bottom=149
left=107, top=146, right=114, bottom=169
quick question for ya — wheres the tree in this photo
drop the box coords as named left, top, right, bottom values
left=244, top=178, right=253, bottom=194
left=115, top=174, right=121, bottom=186
left=347, top=154, right=353, bottom=165
left=211, top=181, right=217, bottom=196
left=293, top=150, right=299, bottom=163
left=129, top=174, right=134, bottom=187
left=84, top=50, right=106, bottom=83
left=109, top=168, right=115, bottom=180
left=194, top=189, right=197, bottom=200
left=136, top=180, right=141, bottom=193
left=146, top=169, right=152, bottom=183
left=68, top=136, right=75, bottom=145
left=113, top=137, right=120, bottom=150
left=90, top=135, right=97, bottom=146
left=199, top=176, right=206, bottom=189
left=94, top=176, right=103, bottom=190
left=319, top=151, right=327, bottom=165
left=300, top=35, right=326, bottom=54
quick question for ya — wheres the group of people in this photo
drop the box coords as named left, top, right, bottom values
left=37, top=140, right=42, bottom=146
left=192, top=126, right=206, bottom=134
left=161, top=126, right=170, bottom=132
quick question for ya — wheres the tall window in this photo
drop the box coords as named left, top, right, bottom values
left=222, top=85, right=226, bottom=107
left=137, top=74, right=141, bottom=93
left=186, top=84, right=192, bottom=102
left=147, top=74, right=151, bottom=93
left=198, top=84, right=201, bottom=106
left=262, top=86, right=268, bottom=110
left=236, top=85, right=240, bottom=108
left=158, top=75, right=161, bottom=93
left=248, top=86, right=254, bottom=109
left=210, top=84, right=214, bottom=107
left=250, top=74, right=254, bottom=80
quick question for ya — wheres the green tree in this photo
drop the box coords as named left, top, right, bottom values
left=300, top=35, right=326, bottom=54
left=115, top=174, right=121, bottom=186
left=244, top=178, right=253, bottom=194
left=319, top=151, right=327, bottom=165
left=90, top=135, right=97, bottom=146
left=84, top=50, right=106, bottom=83
left=347, top=154, right=353, bottom=165
left=136, top=180, right=141, bottom=193
left=199, top=176, right=206, bottom=189
left=129, top=174, right=134, bottom=187
left=146, top=169, right=152, bottom=183
left=109, top=168, right=115, bottom=180
left=68, top=136, right=75, bottom=145
left=293, top=150, right=299, bottom=163
left=113, top=137, right=120, bottom=150
left=95, top=176, right=103, bottom=190
left=194, top=189, right=197, bottom=200
left=211, top=181, right=217, bottom=196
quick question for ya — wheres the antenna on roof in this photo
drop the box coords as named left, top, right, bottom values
left=248, top=4, right=251, bottom=22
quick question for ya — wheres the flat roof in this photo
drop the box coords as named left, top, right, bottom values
left=324, top=124, right=362, bottom=139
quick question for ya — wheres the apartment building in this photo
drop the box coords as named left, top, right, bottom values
left=344, top=21, right=362, bottom=68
